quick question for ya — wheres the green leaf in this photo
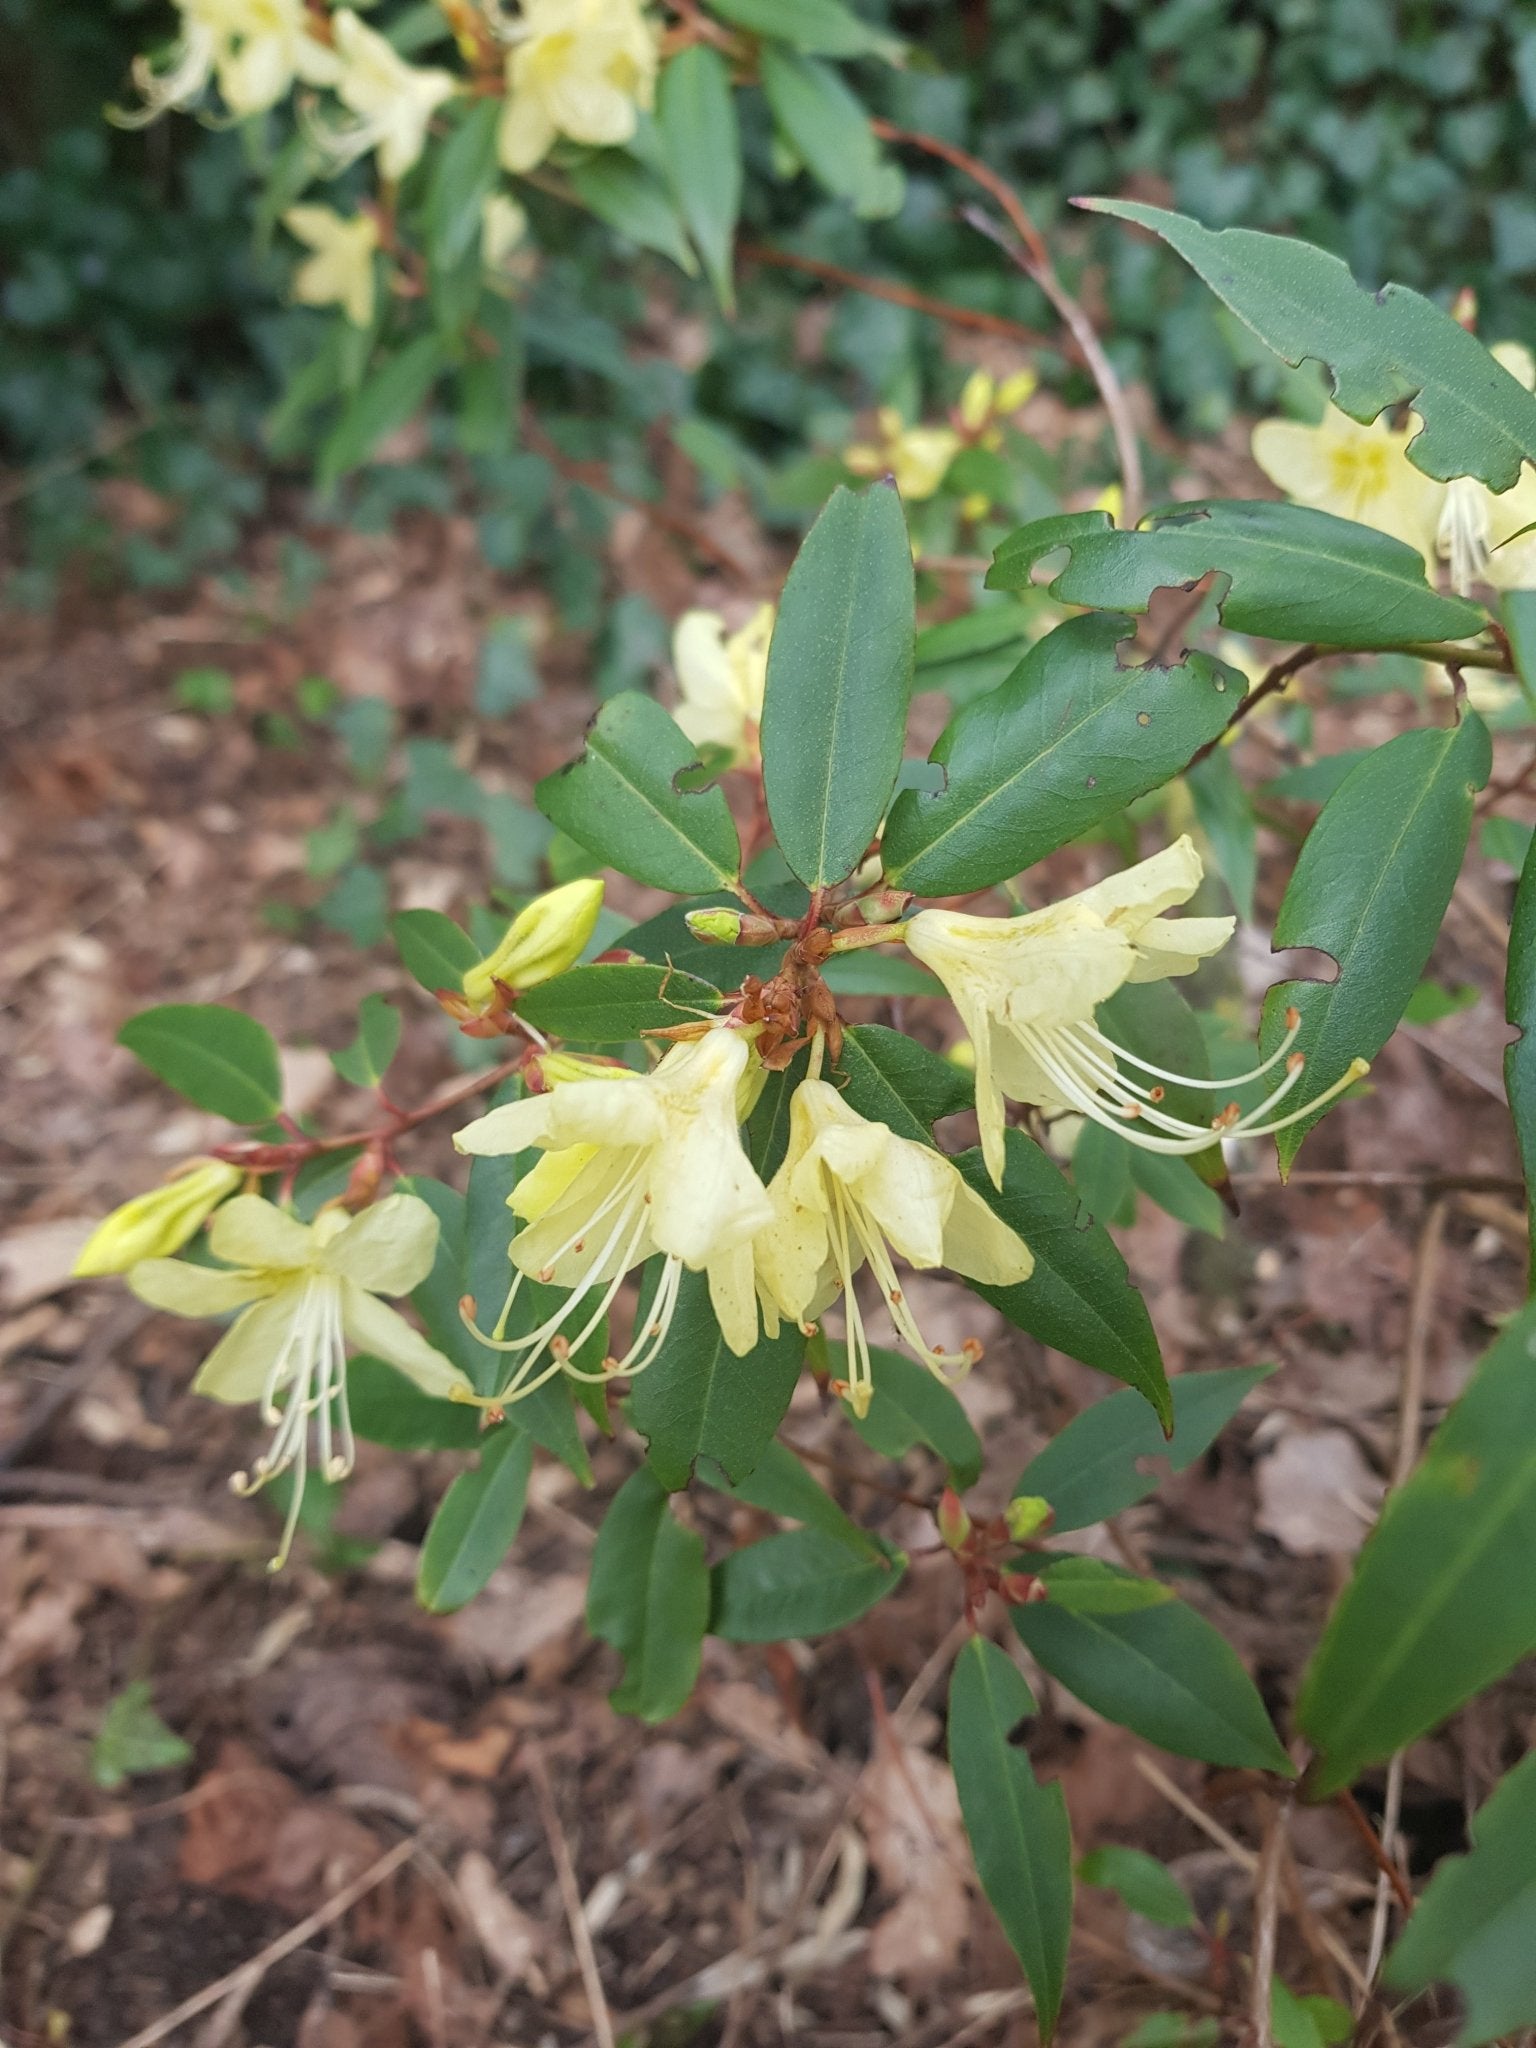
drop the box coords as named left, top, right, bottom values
left=957, top=1135, right=1172, bottom=1427
left=1187, top=746, right=1257, bottom=921
left=948, top=1637, right=1073, bottom=2040
left=710, top=1524, right=905, bottom=1641
left=320, top=334, right=448, bottom=490
left=1014, top=1366, right=1274, bottom=1532
left=707, top=1439, right=883, bottom=1559
left=759, top=49, right=903, bottom=218
left=331, top=993, right=402, bottom=1089
left=1015, top=1563, right=1293, bottom=1773
left=629, top=1267, right=805, bottom=1491
left=515, top=962, right=721, bottom=1043
left=536, top=692, right=741, bottom=892
left=568, top=151, right=697, bottom=274
left=1505, top=825, right=1536, bottom=1276
left=391, top=908, right=479, bottom=994
left=1504, top=590, right=1536, bottom=714
left=347, top=1354, right=484, bottom=1450
left=91, top=1681, right=193, bottom=1790
left=1079, top=199, right=1536, bottom=492
left=425, top=98, right=501, bottom=269
left=844, top=1344, right=984, bottom=1488
left=1037, top=1555, right=1177, bottom=1615
left=760, top=483, right=915, bottom=887
left=819, top=950, right=937, bottom=997
left=1296, top=1300, right=1536, bottom=1798
left=416, top=1425, right=535, bottom=1613
left=989, top=503, right=1485, bottom=649
left=708, top=0, right=905, bottom=60
left=881, top=614, right=1245, bottom=897
left=476, top=615, right=539, bottom=716
left=1128, top=1150, right=1228, bottom=1238
left=588, top=1465, right=709, bottom=1722
left=1078, top=1846, right=1197, bottom=1929
left=117, top=1004, right=283, bottom=1124
left=1385, top=1749, right=1536, bottom=2044
left=657, top=45, right=740, bottom=312
left=833, top=1024, right=973, bottom=1146
left=1260, top=712, right=1491, bottom=1170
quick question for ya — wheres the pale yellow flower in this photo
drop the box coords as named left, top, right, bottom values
left=498, top=0, right=660, bottom=174
left=906, top=837, right=1364, bottom=1185
left=453, top=1028, right=773, bottom=1395
left=1434, top=344, right=1536, bottom=595
left=284, top=204, right=380, bottom=328
left=672, top=604, right=774, bottom=765
left=461, top=877, right=604, bottom=1010
left=754, top=1057, right=1033, bottom=1417
left=129, top=1194, right=464, bottom=1566
left=481, top=190, right=529, bottom=267
left=846, top=407, right=962, bottom=501
left=120, top=0, right=339, bottom=122
left=330, top=9, right=456, bottom=180
left=74, top=1160, right=243, bottom=1278
left=957, top=366, right=1038, bottom=438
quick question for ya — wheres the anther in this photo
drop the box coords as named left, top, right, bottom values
left=962, top=1338, right=984, bottom=1363
left=537, top=1265, right=555, bottom=1283
left=1285, top=1005, right=1300, bottom=1030
left=551, top=1334, right=570, bottom=1360
left=1149, top=1086, right=1165, bottom=1103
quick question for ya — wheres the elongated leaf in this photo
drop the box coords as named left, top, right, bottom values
left=588, top=1466, right=709, bottom=1721
left=1078, top=1846, right=1197, bottom=1930
left=1260, top=713, right=1490, bottom=1169
left=630, top=1268, right=805, bottom=1491
left=417, top=1426, right=534, bottom=1613
left=1505, top=826, right=1536, bottom=1275
left=516, top=963, right=721, bottom=1043
left=1505, top=590, right=1536, bottom=713
left=391, top=908, right=479, bottom=994
left=759, top=49, right=902, bottom=219
left=1080, top=200, right=1536, bottom=491
left=568, top=151, right=696, bottom=274
left=1036, top=1556, right=1176, bottom=1616
left=948, top=1637, right=1073, bottom=2039
left=833, top=1024, right=973, bottom=1146
left=320, top=334, right=447, bottom=489
left=425, top=98, right=501, bottom=268
left=761, top=483, right=915, bottom=886
left=118, top=1004, right=282, bottom=1124
left=1187, top=746, right=1257, bottom=921
left=1386, top=1750, right=1536, bottom=2044
left=882, top=614, right=1245, bottom=897
left=1015, top=1563, right=1293, bottom=1773
left=711, top=1524, right=904, bottom=1641
left=1015, top=1366, right=1275, bottom=1532
left=657, top=45, right=739, bottom=311
left=331, top=993, right=402, bottom=1089
left=1297, top=1301, right=1536, bottom=1798
left=707, top=1439, right=883, bottom=1559
left=536, top=692, right=741, bottom=893
left=708, top=0, right=905, bottom=59
left=845, top=1344, right=984, bottom=1488
left=990, top=503, right=1484, bottom=649
left=957, top=1134, right=1172, bottom=1427
left=347, top=1355, right=483, bottom=1450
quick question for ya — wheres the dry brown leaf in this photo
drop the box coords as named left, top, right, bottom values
left=860, top=1722, right=970, bottom=1983
left=453, top=1850, right=543, bottom=1987
left=1254, top=1424, right=1385, bottom=1556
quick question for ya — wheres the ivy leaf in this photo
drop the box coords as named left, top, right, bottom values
left=1297, top=1300, right=1536, bottom=1798
left=588, top=1466, right=709, bottom=1722
left=516, top=963, right=721, bottom=1043
left=1260, top=712, right=1491, bottom=1170
left=1080, top=200, right=1536, bottom=491
left=536, top=692, right=741, bottom=893
left=416, top=1426, right=534, bottom=1613
left=117, top=1004, right=283, bottom=1124
left=881, top=614, right=1245, bottom=898
left=948, top=1637, right=1074, bottom=2040
left=761, top=483, right=915, bottom=886
left=957, top=1134, right=1172, bottom=1428
left=989, top=503, right=1485, bottom=649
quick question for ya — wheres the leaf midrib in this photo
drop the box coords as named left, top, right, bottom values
left=591, top=726, right=737, bottom=886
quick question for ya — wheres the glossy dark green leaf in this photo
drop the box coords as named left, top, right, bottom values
left=320, top=334, right=447, bottom=489
left=948, top=1637, right=1073, bottom=2039
left=1015, top=1562, right=1293, bottom=1773
left=1297, top=1301, right=1536, bottom=1798
left=1385, top=1749, right=1536, bottom=2043
left=833, top=1024, right=973, bottom=1146
left=1505, top=824, right=1536, bottom=1276
left=424, top=98, right=501, bottom=268
left=708, top=0, right=905, bottom=59
left=117, top=1004, right=283, bottom=1124
left=990, top=503, right=1484, bottom=648
left=417, top=1426, right=534, bottom=1613
left=391, top=908, right=479, bottom=994
left=1260, top=713, right=1490, bottom=1170
left=516, top=963, right=721, bottom=1043
left=1078, top=1846, right=1197, bottom=1929
left=881, top=614, right=1245, bottom=897
left=657, top=45, right=740, bottom=311
left=760, top=484, right=915, bottom=886
left=346, top=1354, right=484, bottom=1450
left=331, top=993, right=402, bottom=1089
left=569, top=151, right=697, bottom=274
left=588, top=1465, right=709, bottom=1722
left=1081, top=200, right=1536, bottom=491
left=535, top=692, right=741, bottom=893
left=1504, top=590, right=1536, bottom=714
left=957, top=1134, right=1172, bottom=1427
left=630, top=1268, right=805, bottom=1491
left=711, top=1524, right=904, bottom=1641
left=744, top=1047, right=807, bottom=1181
left=1015, top=1366, right=1274, bottom=1532
left=759, top=49, right=903, bottom=219
left=706, top=1439, right=883, bottom=1559
left=844, top=1344, right=984, bottom=1488
left=1187, top=746, right=1257, bottom=921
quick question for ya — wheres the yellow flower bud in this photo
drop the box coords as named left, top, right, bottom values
left=958, top=370, right=996, bottom=433
left=686, top=908, right=745, bottom=946
left=996, top=369, right=1039, bottom=413
left=462, top=878, right=604, bottom=1008
left=1005, top=1495, right=1053, bottom=1543
left=73, top=1160, right=243, bottom=1278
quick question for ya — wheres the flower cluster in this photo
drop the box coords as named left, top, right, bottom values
left=845, top=368, right=1039, bottom=512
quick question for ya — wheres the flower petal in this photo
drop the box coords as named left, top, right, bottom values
left=208, top=1196, right=315, bottom=1273
left=340, top=1281, right=471, bottom=1399
left=707, top=1241, right=761, bottom=1357
left=129, top=1257, right=274, bottom=1319
left=1126, top=912, right=1236, bottom=981
left=192, top=1290, right=303, bottom=1403
left=941, top=1181, right=1034, bottom=1287
left=322, top=1192, right=440, bottom=1295
left=1069, top=835, right=1204, bottom=929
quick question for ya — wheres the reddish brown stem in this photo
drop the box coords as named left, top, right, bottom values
left=738, top=241, right=1053, bottom=352
left=1186, top=642, right=1321, bottom=771
left=1334, top=1788, right=1415, bottom=1914
left=214, top=1053, right=527, bottom=1170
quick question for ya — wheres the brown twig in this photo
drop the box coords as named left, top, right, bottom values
left=525, top=1737, right=617, bottom=2048
left=1229, top=1169, right=1524, bottom=1194
left=1186, top=643, right=1322, bottom=771
left=1250, top=1794, right=1291, bottom=2048
left=739, top=241, right=1053, bottom=351
left=213, top=1052, right=526, bottom=1171
left=866, top=119, right=1145, bottom=526
left=1334, top=1789, right=1415, bottom=1916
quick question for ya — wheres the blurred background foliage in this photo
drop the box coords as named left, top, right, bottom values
left=3, top=0, right=1532, bottom=601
